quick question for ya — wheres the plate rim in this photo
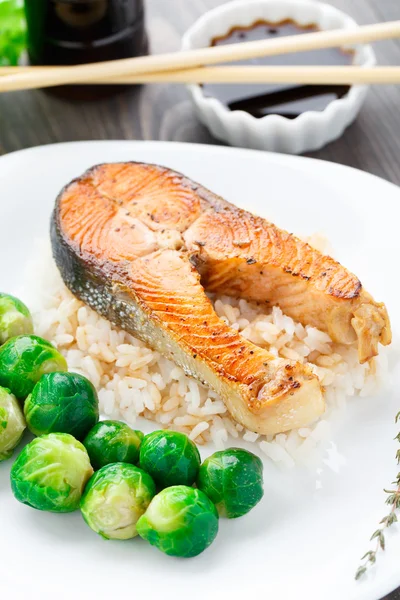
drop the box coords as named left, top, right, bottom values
left=1, top=139, right=399, bottom=196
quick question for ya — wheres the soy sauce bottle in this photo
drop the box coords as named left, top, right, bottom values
left=24, top=0, right=148, bottom=98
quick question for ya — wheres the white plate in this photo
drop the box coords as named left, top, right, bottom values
left=0, top=141, right=399, bottom=600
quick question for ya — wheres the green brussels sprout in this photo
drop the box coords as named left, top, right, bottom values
left=0, top=335, right=67, bottom=398
left=80, top=463, right=156, bottom=540
left=137, top=486, right=219, bottom=558
left=83, top=420, right=143, bottom=470
left=197, top=448, right=264, bottom=518
left=0, top=293, right=33, bottom=345
left=24, top=372, right=99, bottom=440
left=139, top=430, right=201, bottom=488
left=10, top=432, right=93, bottom=512
left=0, top=386, right=26, bottom=461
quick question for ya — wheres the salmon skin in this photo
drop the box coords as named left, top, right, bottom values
left=51, top=162, right=390, bottom=434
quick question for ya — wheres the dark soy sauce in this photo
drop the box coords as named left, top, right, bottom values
left=24, top=0, right=148, bottom=99
left=202, top=21, right=354, bottom=119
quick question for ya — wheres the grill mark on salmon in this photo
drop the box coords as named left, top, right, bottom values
left=52, top=162, right=391, bottom=434
left=91, top=163, right=203, bottom=233
left=184, top=206, right=391, bottom=362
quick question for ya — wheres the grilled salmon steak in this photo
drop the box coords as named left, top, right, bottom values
left=51, top=162, right=391, bottom=435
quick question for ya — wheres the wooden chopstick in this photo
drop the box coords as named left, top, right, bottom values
left=1, top=66, right=400, bottom=85
left=0, top=20, right=399, bottom=93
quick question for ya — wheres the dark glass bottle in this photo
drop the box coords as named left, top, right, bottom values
left=24, top=0, right=148, bottom=98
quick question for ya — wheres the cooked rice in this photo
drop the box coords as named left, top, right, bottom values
left=22, top=239, right=388, bottom=469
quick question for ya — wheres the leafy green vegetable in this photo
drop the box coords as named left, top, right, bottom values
left=0, top=0, right=26, bottom=66
left=0, top=385, right=25, bottom=461
left=80, top=463, right=156, bottom=540
left=139, top=430, right=201, bottom=488
left=0, top=335, right=67, bottom=399
left=0, top=293, right=33, bottom=344
left=24, top=371, right=99, bottom=439
left=83, top=420, right=143, bottom=470
left=197, top=448, right=264, bottom=518
left=137, top=486, right=219, bottom=557
left=10, top=432, right=93, bottom=512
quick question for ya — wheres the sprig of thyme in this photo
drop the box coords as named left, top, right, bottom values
left=355, top=411, right=400, bottom=580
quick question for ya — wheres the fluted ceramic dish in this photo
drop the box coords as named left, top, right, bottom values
left=182, top=0, right=376, bottom=154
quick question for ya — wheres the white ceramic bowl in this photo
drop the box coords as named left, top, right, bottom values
left=182, top=0, right=376, bottom=154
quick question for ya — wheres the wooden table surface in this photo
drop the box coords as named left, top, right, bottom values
left=0, top=1, right=399, bottom=597
left=0, top=0, right=399, bottom=187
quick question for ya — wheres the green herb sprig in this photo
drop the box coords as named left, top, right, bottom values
left=356, top=411, right=400, bottom=580
left=0, top=0, right=26, bottom=66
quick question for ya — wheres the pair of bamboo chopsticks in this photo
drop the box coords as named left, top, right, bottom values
left=0, top=20, right=400, bottom=92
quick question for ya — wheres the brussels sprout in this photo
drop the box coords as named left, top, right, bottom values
left=80, top=463, right=156, bottom=540
left=10, top=432, right=93, bottom=512
left=0, top=293, right=33, bottom=345
left=83, top=420, right=143, bottom=470
left=0, top=335, right=67, bottom=398
left=139, top=430, right=201, bottom=488
left=137, top=486, right=219, bottom=557
left=197, top=448, right=264, bottom=518
left=24, top=372, right=99, bottom=440
left=0, top=386, right=26, bottom=461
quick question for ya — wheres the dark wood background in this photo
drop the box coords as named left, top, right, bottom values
left=0, top=1, right=399, bottom=597
left=0, top=0, right=399, bottom=186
